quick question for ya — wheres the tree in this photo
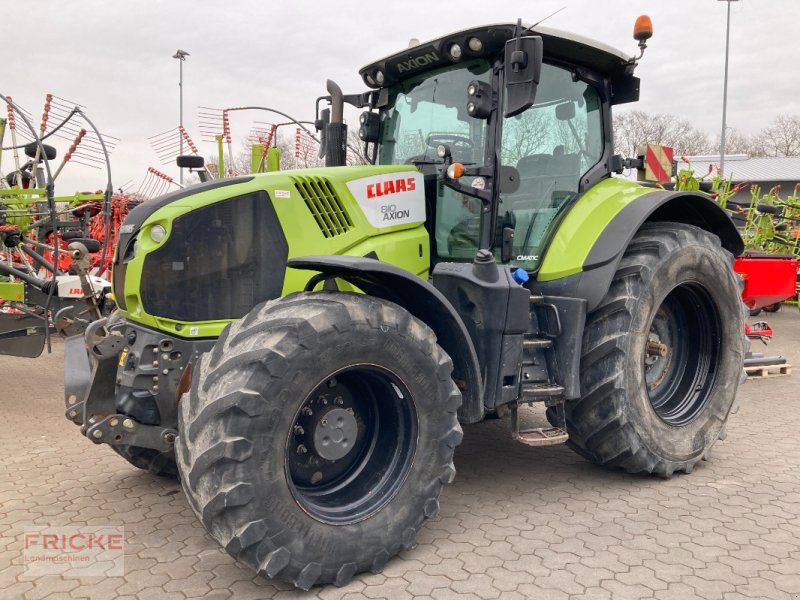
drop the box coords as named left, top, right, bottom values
left=714, top=127, right=762, bottom=157
left=501, top=112, right=549, bottom=164
left=613, top=110, right=713, bottom=158
left=346, top=129, right=371, bottom=165
left=752, top=114, right=800, bottom=157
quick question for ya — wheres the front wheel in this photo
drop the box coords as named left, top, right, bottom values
left=111, top=445, right=178, bottom=478
left=561, top=223, right=744, bottom=476
left=176, top=292, right=462, bottom=589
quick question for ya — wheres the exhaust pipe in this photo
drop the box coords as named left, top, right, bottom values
left=324, top=80, right=347, bottom=167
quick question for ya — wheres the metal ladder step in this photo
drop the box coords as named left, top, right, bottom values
left=510, top=402, right=569, bottom=447
left=512, top=426, right=569, bottom=447
left=523, top=338, right=553, bottom=350
left=520, top=383, right=564, bottom=399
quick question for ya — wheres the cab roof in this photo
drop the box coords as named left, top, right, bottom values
left=359, top=22, right=638, bottom=91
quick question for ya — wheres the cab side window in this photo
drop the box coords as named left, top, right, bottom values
left=499, top=64, right=603, bottom=269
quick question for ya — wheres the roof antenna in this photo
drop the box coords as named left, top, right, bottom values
left=524, top=6, right=566, bottom=34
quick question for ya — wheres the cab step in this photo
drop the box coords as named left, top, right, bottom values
left=523, top=338, right=553, bottom=350
left=529, top=292, right=545, bottom=305
left=520, top=383, right=564, bottom=399
left=509, top=401, right=569, bottom=447
left=512, top=426, right=569, bottom=447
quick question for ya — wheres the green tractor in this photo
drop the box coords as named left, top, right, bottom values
left=65, top=18, right=745, bottom=589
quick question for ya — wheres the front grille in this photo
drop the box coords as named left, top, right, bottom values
left=139, top=191, right=288, bottom=323
left=291, top=176, right=352, bottom=238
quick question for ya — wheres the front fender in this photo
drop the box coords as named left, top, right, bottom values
left=288, top=255, right=484, bottom=424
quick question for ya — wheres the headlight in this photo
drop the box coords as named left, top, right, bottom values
left=150, top=224, right=166, bottom=243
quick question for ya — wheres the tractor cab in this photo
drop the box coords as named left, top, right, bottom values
left=354, top=22, right=642, bottom=272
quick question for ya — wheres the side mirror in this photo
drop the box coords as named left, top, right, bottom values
left=555, top=102, right=575, bottom=121
left=504, top=35, right=543, bottom=118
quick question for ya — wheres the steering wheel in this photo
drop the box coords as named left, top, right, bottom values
left=426, top=134, right=474, bottom=152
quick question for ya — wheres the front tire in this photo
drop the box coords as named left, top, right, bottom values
left=111, top=445, right=178, bottom=478
left=176, top=292, right=462, bottom=589
left=562, top=223, right=744, bottom=476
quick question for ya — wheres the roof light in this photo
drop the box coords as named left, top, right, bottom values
left=375, top=70, right=384, bottom=84
left=634, top=15, right=653, bottom=42
left=466, top=80, right=493, bottom=119
left=449, top=44, right=463, bottom=61
left=468, top=37, right=483, bottom=52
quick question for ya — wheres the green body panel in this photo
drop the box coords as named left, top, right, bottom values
left=249, top=144, right=281, bottom=174
left=216, top=136, right=225, bottom=177
left=0, top=188, right=104, bottom=232
left=0, top=280, right=25, bottom=302
left=118, top=164, right=429, bottom=338
left=537, top=178, right=653, bottom=282
left=266, top=147, right=281, bottom=172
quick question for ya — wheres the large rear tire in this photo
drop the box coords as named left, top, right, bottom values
left=559, top=223, right=744, bottom=476
left=176, top=292, right=462, bottom=589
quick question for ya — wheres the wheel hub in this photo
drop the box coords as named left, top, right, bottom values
left=285, top=366, right=418, bottom=525
left=644, top=283, right=721, bottom=426
left=312, top=407, right=358, bottom=461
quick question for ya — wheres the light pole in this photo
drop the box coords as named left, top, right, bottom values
left=718, top=0, right=738, bottom=178
left=172, top=49, right=189, bottom=183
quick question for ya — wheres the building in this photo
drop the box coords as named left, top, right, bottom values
left=679, top=155, right=800, bottom=206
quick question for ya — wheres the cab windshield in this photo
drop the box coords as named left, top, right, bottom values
left=378, top=59, right=491, bottom=261
left=377, top=59, right=491, bottom=166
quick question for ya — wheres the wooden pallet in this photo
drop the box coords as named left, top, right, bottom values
left=745, top=363, right=792, bottom=379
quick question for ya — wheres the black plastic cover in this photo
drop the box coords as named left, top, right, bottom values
left=432, top=258, right=530, bottom=409
left=140, top=191, right=288, bottom=322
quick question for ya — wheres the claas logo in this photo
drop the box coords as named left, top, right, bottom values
left=366, top=177, right=416, bottom=199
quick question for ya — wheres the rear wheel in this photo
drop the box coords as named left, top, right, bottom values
left=176, top=292, right=462, bottom=589
left=763, top=302, right=782, bottom=313
left=560, top=223, right=744, bottom=476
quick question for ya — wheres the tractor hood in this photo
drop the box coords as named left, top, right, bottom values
left=112, top=165, right=430, bottom=338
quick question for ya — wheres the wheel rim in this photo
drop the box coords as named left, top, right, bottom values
left=644, top=282, right=722, bottom=426
left=285, top=365, right=418, bottom=525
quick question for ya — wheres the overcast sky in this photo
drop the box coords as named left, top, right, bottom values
left=3, top=0, right=798, bottom=194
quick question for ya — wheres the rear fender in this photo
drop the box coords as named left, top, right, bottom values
left=538, top=184, right=744, bottom=312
